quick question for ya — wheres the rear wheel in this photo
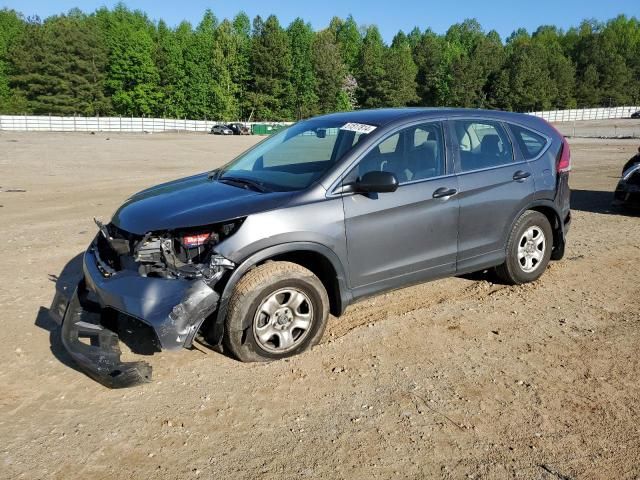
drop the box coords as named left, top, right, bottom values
left=224, top=262, right=329, bottom=362
left=495, top=211, right=552, bottom=285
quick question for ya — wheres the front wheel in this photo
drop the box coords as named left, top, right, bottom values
left=495, top=211, right=553, bottom=285
left=224, top=262, right=329, bottom=362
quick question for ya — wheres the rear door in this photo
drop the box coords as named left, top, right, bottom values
left=449, top=119, right=535, bottom=271
left=341, top=121, right=460, bottom=297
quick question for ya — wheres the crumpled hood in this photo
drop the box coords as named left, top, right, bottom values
left=111, top=173, right=293, bottom=235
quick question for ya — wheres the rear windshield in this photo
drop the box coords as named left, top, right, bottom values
left=509, top=124, right=549, bottom=159
left=216, top=119, right=375, bottom=192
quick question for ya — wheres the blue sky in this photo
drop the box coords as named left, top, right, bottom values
left=3, top=0, right=640, bottom=41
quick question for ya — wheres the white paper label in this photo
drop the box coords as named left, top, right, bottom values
left=340, top=122, right=377, bottom=134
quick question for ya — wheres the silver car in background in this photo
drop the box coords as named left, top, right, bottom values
left=210, top=124, right=234, bottom=135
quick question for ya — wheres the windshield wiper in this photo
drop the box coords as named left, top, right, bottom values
left=207, top=168, right=222, bottom=180
left=218, top=176, right=270, bottom=193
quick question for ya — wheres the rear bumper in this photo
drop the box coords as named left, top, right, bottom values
left=60, top=248, right=220, bottom=387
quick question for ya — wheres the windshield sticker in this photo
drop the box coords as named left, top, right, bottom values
left=340, top=122, right=377, bottom=134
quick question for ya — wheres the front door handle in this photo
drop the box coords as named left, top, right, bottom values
left=513, top=170, right=531, bottom=182
left=432, top=187, right=458, bottom=199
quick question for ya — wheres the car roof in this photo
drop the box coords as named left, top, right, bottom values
left=314, top=108, right=554, bottom=135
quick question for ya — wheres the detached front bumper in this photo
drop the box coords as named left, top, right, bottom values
left=61, top=284, right=152, bottom=388
left=60, top=248, right=220, bottom=388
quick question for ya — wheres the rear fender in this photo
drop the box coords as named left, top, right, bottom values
left=507, top=200, right=566, bottom=258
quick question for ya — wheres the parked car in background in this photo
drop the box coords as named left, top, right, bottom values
left=61, top=108, right=571, bottom=387
left=211, top=125, right=234, bottom=135
left=226, top=123, right=251, bottom=135
left=631, top=111, right=640, bottom=119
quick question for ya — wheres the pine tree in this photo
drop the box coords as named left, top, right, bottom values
left=413, top=29, right=446, bottom=106
left=333, top=15, right=361, bottom=72
left=497, top=34, right=556, bottom=111
left=356, top=26, right=386, bottom=108
left=532, top=27, right=576, bottom=108
left=250, top=15, right=293, bottom=121
left=382, top=32, right=418, bottom=106
left=155, top=20, right=190, bottom=117
left=287, top=18, right=317, bottom=119
left=99, top=5, right=162, bottom=116
left=180, top=10, right=235, bottom=119
left=232, top=12, right=252, bottom=120
left=0, top=9, right=25, bottom=112
left=215, top=19, right=243, bottom=120
left=312, top=29, right=347, bottom=113
left=9, top=11, right=109, bottom=115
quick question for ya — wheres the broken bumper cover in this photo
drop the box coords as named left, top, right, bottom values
left=60, top=248, right=220, bottom=387
left=61, top=285, right=152, bottom=388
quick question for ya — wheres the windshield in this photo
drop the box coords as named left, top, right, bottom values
left=215, top=118, right=375, bottom=192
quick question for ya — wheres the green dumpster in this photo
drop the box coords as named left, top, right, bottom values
left=251, top=123, right=268, bottom=135
left=251, top=123, right=288, bottom=135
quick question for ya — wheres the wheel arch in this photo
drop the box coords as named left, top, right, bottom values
left=209, top=242, right=352, bottom=346
left=508, top=201, right=565, bottom=260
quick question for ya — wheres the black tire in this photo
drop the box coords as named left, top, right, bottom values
left=224, top=261, right=329, bottom=362
left=495, top=211, right=553, bottom=285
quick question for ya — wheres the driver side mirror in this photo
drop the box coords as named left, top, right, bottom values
left=354, top=171, right=399, bottom=193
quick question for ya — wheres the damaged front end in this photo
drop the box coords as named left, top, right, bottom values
left=613, top=164, right=640, bottom=209
left=61, top=219, right=241, bottom=388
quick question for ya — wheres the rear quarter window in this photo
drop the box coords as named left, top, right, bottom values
left=509, top=124, right=548, bottom=159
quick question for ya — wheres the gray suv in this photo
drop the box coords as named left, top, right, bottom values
left=61, top=108, right=571, bottom=387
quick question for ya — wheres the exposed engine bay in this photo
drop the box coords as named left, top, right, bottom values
left=93, top=218, right=241, bottom=282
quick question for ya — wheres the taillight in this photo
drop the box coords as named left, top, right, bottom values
left=557, top=138, right=571, bottom=173
left=182, top=233, right=211, bottom=247
left=545, top=120, right=571, bottom=174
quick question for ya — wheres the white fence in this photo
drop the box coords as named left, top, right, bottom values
left=1, top=107, right=639, bottom=133
left=0, top=115, right=292, bottom=133
left=528, top=106, right=640, bottom=122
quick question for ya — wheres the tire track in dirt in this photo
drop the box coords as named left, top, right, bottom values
left=326, top=278, right=510, bottom=340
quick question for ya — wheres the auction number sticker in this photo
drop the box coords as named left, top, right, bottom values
left=340, top=122, right=377, bottom=134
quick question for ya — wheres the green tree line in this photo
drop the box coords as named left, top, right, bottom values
left=0, top=5, right=639, bottom=120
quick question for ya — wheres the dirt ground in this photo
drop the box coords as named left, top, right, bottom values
left=1, top=130, right=639, bottom=480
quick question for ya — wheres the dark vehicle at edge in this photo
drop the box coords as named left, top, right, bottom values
left=58, top=108, right=572, bottom=388
left=226, top=123, right=251, bottom=135
left=613, top=146, right=640, bottom=208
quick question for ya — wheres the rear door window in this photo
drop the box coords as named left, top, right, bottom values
left=509, top=124, right=548, bottom=159
left=452, top=120, right=514, bottom=173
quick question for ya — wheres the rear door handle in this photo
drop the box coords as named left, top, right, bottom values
left=513, top=170, right=531, bottom=182
left=432, top=187, right=458, bottom=199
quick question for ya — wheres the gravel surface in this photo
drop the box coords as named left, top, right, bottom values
left=1, top=131, right=639, bottom=479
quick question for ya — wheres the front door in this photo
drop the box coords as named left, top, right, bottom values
left=341, top=121, right=459, bottom=298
